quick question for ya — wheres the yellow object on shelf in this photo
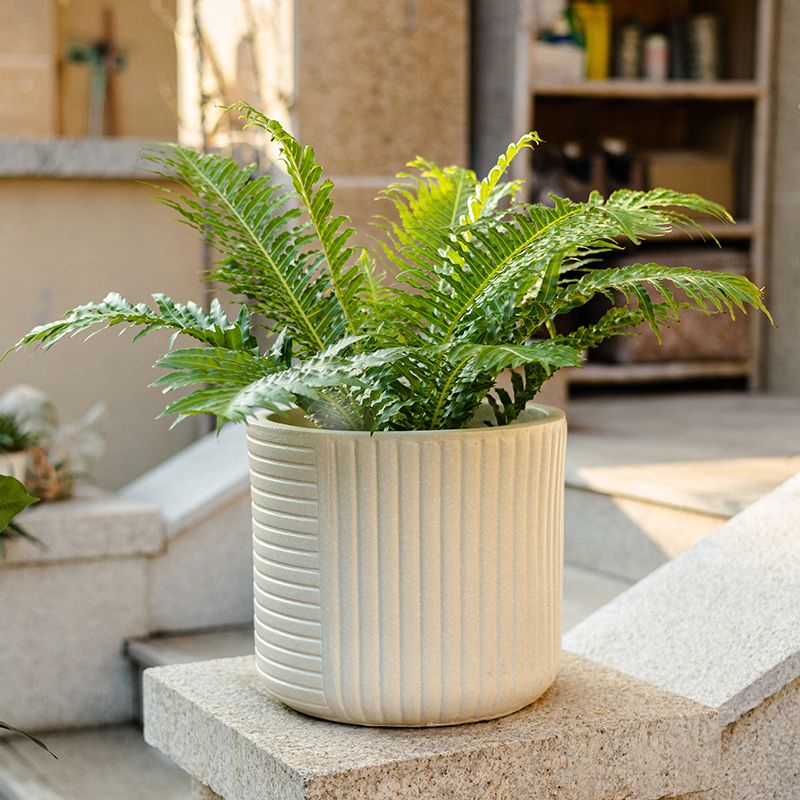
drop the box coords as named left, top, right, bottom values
left=571, top=0, right=611, bottom=80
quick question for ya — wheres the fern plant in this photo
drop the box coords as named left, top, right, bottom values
left=9, top=104, right=770, bottom=431
left=0, top=413, right=38, bottom=453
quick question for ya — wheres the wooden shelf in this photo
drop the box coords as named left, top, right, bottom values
left=566, top=360, right=753, bottom=385
left=531, top=80, right=765, bottom=101
left=520, top=0, right=774, bottom=391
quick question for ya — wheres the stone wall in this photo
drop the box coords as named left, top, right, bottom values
left=294, top=0, right=469, bottom=243
left=144, top=469, right=800, bottom=799
left=0, top=0, right=57, bottom=136
left=1, top=0, right=177, bottom=139
left=0, top=424, right=252, bottom=732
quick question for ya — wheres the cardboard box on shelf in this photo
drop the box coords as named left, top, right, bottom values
left=645, top=151, right=735, bottom=215
left=599, top=247, right=750, bottom=364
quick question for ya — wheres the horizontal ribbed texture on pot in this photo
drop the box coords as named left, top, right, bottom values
left=247, top=407, right=566, bottom=726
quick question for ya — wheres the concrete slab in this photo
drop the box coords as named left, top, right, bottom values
left=4, top=484, right=164, bottom=565
left=0, top=139, right=152, bottom=179
left=564, top=472, right=800, bottom=727
left=122, top=423, right=253, bottom=632
left=713, top=672, right=800, bottom=799
left=0, top=558, right=149, bottom=731
left=144, top=653, right=719, bottom=800
left=145, top=492, right=253, bottom=632
left=564, top=487, right=723, bottom=582
left=565, top=392, right=800, bottom=460
left=127, top=627, right=255, bottom=669
left=567, top=442, right=800, bottom=518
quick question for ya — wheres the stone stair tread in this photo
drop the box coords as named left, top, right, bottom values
left=14, top=390, right=792, bottom=798
left=144, top=653, right=719, bottom=800
left=126, top=626, right=254, bottom=669
left=121, top=424, right=249, bottom=538
left=1, top=563, right=630, bottom=800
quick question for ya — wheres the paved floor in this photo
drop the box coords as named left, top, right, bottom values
left=0, top=725, right=190, bottom=800
left=567, top=390, right=800, bottom=453
left=566, top=390, right=800, bottom=514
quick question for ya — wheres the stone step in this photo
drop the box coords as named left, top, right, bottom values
left=7, top=389, right=795, bottom=799
left=126, top=626, right=256, bottom=670
left=125, top=626, right=255, bottom=725
left=564, top=391, right=800, bottom=582
left=145, top=652, right=719, bottom=800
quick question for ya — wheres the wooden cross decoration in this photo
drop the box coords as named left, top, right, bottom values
left=66, top=8, right=127, bottom=137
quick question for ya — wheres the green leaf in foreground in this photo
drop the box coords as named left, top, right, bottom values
left=0, top=475, right=39, bottom=532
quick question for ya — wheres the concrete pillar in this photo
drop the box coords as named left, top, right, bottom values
left=294, top=0, right=469, bottom=239
left=765, top=0, right=800, bottom=395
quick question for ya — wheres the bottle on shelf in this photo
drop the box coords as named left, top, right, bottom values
left=643, top=32, right=670, bottom=81
left=614, top=17, right=643, bottom=79
left=570, top=0, right=612, bottom=80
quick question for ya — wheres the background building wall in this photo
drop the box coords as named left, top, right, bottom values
left=294, top=0, right=469, bottom=239
left=0, top=0, right=201, bottom=490
left=0, top=0, right=58, bottom=136
left=1, top=177, right=206, bottom=490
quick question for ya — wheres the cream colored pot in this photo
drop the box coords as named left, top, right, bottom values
left=246, top=405, right=566, bottom=726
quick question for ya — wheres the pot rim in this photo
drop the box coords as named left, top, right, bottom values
left=247, top=403, right=565, bottom=436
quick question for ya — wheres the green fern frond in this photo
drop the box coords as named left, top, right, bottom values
left=144, top=143, right=340, bottom=354
left=424, top=339, right=581, bottom=429
left=234, top=106, right=366, bottom=341
left=555, top=263, right=770, bottom=322
left=10, top=293, right=258, bottom=354
left=385, top=158, right=476, bottom=231
left=445, top=340, right=583, bottom=374
left=391, top=190, right=740, bottom=347
left=464, top=132, right=539, bottom=224
left=6, top=105, right=772, bottom=432
left=156, top=355, right=350, bottom=426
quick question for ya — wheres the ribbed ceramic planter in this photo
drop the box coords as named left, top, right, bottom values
left=246, top=405, right=566, bottom=727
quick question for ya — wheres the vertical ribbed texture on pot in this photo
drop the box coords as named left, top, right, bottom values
left=247, top=408, right=566, bottom=726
